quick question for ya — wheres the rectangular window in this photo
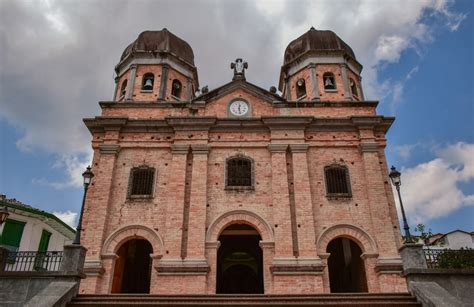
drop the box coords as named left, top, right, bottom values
left=227, top=158, right=252, bottom=187
left=0, top=219, right=26, bottom=251
left=325, top=166, right=352, bottom=197
left=129, top=167, right=155, bottom=197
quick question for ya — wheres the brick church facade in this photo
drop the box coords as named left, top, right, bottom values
left=79, top=28, right=407, bottom=295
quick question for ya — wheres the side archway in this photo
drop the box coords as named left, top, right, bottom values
left=316, top=224, right=378, bottom=255
left=206, top=210, right=274, bottom=243
left=102, top=224, right=164, bottom=257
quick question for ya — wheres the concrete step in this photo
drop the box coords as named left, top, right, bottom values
left=68, top=293, right=421, bottom=306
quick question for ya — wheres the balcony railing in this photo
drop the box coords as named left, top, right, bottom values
left=424, top=248, right=474, bottom=269
left=2, top=251, right=63, bottom=272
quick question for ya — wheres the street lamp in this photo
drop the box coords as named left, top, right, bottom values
left=73, top=166, right=94, bottom=245
left=389, top=166, right=413, bottom=243
left=0, top=206, right=9, bottom=226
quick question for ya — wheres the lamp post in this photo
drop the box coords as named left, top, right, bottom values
left=389, top=166, right=413, bottom=243
left=73, top=166, right=94, bottom=245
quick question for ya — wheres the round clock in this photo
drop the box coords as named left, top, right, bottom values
left=229, top=100, right=249, bottom=116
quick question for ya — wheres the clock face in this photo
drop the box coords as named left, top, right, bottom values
left=229, top=100, right=249, bottom=116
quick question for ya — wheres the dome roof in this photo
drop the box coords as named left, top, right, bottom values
left=120, top=29, right=195, bottom=65
left=284, top=27, right=355, bottom=65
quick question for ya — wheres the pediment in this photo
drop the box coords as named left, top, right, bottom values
left=194, top=80, right=285, bottom=105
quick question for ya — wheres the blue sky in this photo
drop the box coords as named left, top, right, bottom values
left=0, top=0, right=472, bottom=234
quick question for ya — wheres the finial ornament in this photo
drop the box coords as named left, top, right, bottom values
left=230, top=58, right=248, bottom=81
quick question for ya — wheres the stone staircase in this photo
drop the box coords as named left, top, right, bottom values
left=68, top=293, right=421, bottom=306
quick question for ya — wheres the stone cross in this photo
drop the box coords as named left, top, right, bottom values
left=230, top=58, right=248, bottom=81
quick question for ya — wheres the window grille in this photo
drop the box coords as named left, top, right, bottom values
left=129, top=167, right=155, bottom=196
left=325, top=165, right=351, bottom=196
left=227, top=158, right=252, bottom=187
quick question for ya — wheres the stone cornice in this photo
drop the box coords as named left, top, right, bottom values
left=99, top=144, right=120, bottom=155
left=262, top=116, right=314, bottom=130
left=191, top=144, right=210, bottom=154
left=359, top=142, right=379, bottom=153
left=83, top=115, right=394, bottom=135
left=171, top=144, right=190, bottom=154
left=268, top=144, right=288, bottom=152
left=289, top=144, right=309, bottom=153
left=166, top=117, right=217, bottom=131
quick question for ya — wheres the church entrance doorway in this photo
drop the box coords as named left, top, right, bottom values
left=111, top=239, right=153, bottom=293
left=216, top=224, right=264, bottom=294
left=327, top=237, right=368, bottom=293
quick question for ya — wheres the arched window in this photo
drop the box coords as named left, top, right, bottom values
left=128, top=166, right=155, bottom=197
left=120, top=79, right=128, bottom=99
left=142, top=73, right=154, bottom=91
left=171, top=79, right=182, bottom=98
left=296, top=78, right=306, bottom=99
left=324, top=164, right=351, bottom=197
left=323, top=73, right=336, bottom=90
left=350, top=78, right=359, bottom=98
left=226, top=156, right=254, bottom=189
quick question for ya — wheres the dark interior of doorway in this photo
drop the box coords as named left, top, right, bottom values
left=327, top=237, right=368, bottom=293
left=112, top=239, right=153, bottom=293
left=216, top=224, right=264, bottom=294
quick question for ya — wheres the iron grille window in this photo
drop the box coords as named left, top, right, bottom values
left=129, top=167, right=155, bottom=197
left=325, top=165, right=351, bottom=196
left=227, top=158, right=252, bottom=187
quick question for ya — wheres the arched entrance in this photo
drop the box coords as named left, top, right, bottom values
left=327, top=237, right=368, bottom=293
left=216, top=224, right=264, bottom=294
left=111, top=239, right=153, bottom=293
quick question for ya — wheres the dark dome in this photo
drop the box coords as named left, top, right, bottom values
left=120, top=29, right=195, bottom=65
left=284, top=27, right=355, bottom=65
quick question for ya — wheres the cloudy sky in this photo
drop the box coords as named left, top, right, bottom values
left=0, top=0, right=472, bottom=234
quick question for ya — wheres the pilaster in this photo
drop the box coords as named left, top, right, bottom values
left=159, top=65, right=169, bottom=100
left=81, top=143, right=120, bottom=268
left=125, top=64, right=137, bottom=101
left=112, top=76, right=119, bottom=101
left=163, top=144, right=189, bottom=258
left=359, top=138, right=399, bottom=256
left=308, top=64, right=320, bottom=101
left=187, top=78, right=194, bottom=100
left=340, top=63, right=352, bottom=101
left=186, top=144, right=210, bottom=259
left=289, top=144, right=317, bottom=257
left=268, top=144, right=294, bottom=258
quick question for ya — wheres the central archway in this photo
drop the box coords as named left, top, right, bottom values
left=111, top=239, right=153, bottom=293
left=216, top=224, right=264, bottom=294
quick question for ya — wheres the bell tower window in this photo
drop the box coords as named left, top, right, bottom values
left=171, top=79, right=182, bottom=99
left=323, top=73, right=336, bottom=90
left=296, top=78, right=306, bottom=99
left=119, top=79, right=128, bottom=100
left=350, top=78, right=359, bottom=98
left=142, top=73, right=154, bottom=91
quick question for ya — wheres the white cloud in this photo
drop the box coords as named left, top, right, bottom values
left=393, top=143, right=420, bottom=160
left=394, top=142, right=474, bottom=224
left=53, top=210, right=78, bottom=228
left=32, top=153, right=92, bottom=189
left=0, top=0, right=467, bottom=188
left=375, top=35, right=410, bottom=63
